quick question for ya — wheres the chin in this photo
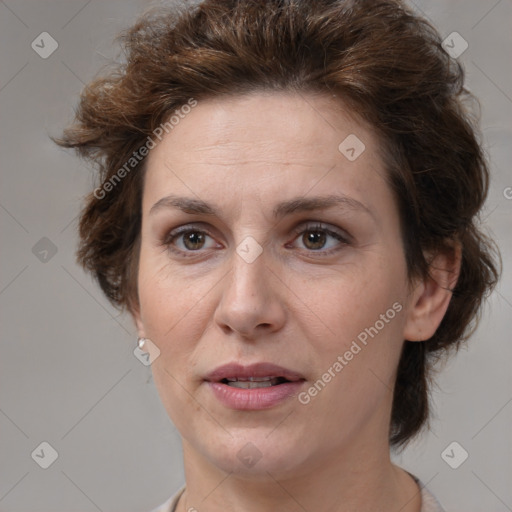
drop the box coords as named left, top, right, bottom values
left=196, top=428, right=314, bottom=480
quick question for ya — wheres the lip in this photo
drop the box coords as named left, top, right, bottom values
left=205, top=362, right=305, bottom=383
left=204, top=362, right=306, bottom=411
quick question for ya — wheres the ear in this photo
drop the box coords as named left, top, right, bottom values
left=403, top=242, right=462, bottom=342
left=129, top=302, right=146, bottom=339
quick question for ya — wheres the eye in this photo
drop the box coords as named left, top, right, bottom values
left=163, top=226, right=219, bottom=255
left=289, top=222, right=350, bottom=254
left=162, top=222, right=350, bottom=258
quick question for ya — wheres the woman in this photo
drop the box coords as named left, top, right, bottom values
left=55, top=0, right=499, bottom=510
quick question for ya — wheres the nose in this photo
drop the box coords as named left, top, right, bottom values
left=213, top=245, right=287, bottom=340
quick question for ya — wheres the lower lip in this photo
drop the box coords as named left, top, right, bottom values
left=207, top=381, right=305, bottom=410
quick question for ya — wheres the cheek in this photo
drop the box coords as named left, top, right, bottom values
left=293, top=255, right=408, bottom=385
left=137, top=252, right=186, bottom=346
left=137, top=252, right=211, bottom=425
left=295, top=260, right=404, bottom=339
left=295, top=274, right=406, bottom=431
left=136, top=248, right=221, bottom=359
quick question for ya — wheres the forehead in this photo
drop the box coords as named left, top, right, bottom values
left=142, top=92, right=391, bottom=218
left=148, top=92, right=376, bottom=160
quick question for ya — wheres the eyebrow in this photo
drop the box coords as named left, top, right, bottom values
left=149, top=193, right=374, bottom=220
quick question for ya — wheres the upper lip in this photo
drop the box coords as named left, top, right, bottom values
left=205, top=362, right=305, bottom=382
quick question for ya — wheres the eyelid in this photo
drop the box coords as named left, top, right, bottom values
left=291, top=221, right=351, bottom=242
left=162, top=224, right=220, bottom=248
left=162, top=222, right=216, bottom=244
left=288, top=221, right=351, bottom=255
left=162, top=220, right=351, bottom=257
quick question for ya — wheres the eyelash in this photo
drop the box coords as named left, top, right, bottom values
left=162, top=222, right=350, bottom=258
left=289, top=223, right=350, bottom=255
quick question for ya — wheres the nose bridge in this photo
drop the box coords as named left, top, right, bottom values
left=214, top=234, right=285, bottom=337
left=228, top=238, right=270, bottom=304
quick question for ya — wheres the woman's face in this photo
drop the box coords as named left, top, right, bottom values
left=135, top=92, right=421, bottom=478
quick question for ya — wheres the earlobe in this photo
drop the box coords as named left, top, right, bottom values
left=403, top=243, right=462, bottom=342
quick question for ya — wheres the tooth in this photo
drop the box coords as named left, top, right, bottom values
left=225, top=376, right=277, bottom=382
left=226, top=379, right=280, bottom=389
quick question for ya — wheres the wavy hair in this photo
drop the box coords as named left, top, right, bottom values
left=54, top=0, right=500, bottom=448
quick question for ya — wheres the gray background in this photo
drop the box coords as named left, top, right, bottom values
left=0, top=1, right=510, bottom=511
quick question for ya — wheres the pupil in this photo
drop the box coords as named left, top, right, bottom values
left=184, top=232, right=204, bottom=250
left=304, top=231, right=325, bottom=250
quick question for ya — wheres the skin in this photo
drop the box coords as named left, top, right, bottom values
left=133, top=92, right=460, bottom=512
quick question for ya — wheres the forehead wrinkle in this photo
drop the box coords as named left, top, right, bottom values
left=177, top=159, right=318, bottom=168
left=171, top=142, right=325, bottom=169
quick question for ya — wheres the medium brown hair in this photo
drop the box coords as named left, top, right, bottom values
left=54, top=0, right=500, bottom=448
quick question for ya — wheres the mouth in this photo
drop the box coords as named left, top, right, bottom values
left=204, top=362, right=306, bottom=410
left=220, top=376, right=293, bottom=389
left=205, top=362, right=305, bottom=386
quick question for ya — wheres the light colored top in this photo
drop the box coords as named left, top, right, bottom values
left=149, top=474, right=445, bottom=512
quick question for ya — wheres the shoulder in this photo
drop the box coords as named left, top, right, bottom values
left=409, top=474, right=446, bottom=512
left=148, top=485, right=186, bottom=512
